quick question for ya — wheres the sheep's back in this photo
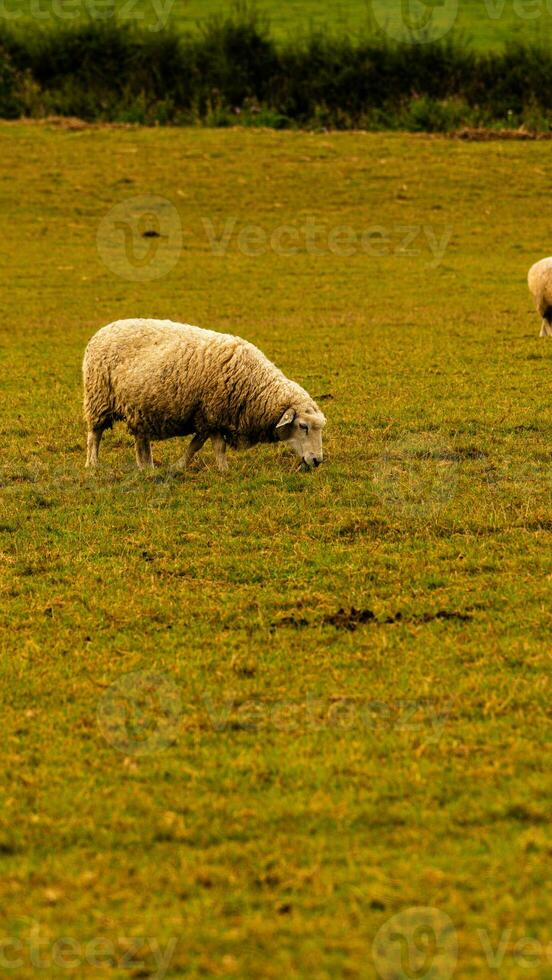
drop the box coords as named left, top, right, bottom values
left=85, top=319, right=215, bottom=435
left=528, top=258, right=552, bottom=310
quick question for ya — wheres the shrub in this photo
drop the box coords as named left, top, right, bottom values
left=0, top=44, right=23, bottom=119
left=1, top=9, right=552, bottom=131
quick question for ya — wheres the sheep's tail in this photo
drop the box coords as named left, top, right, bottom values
left=82, top=345, right=116, bottom=431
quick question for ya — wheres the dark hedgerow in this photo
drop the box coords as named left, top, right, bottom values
left=272, top=35, right=476, bottom=125
left=194, top=7, right=279, bottom=110
left=0, top=7, right=552, bottom=131
left=0, top=44, right=24, bottom=119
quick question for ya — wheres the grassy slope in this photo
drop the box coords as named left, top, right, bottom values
left=169, top=0, right=552, bottom=47
left=4, top=0, right=552, bottom=47
left=0, top=122, right=551, bottom=978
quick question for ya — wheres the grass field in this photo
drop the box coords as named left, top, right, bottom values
left=4, top=0, right=552, bottom=48
left=1, top=121, right=551, bottom=978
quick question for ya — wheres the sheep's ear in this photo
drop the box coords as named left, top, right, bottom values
left=275, top=409, right=296, bottom=429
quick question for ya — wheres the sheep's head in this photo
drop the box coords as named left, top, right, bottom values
left=275, top=408, right=326, bottom=469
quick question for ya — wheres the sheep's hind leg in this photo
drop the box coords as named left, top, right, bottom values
left=172, top=433, right=207, bottom=471
left=212, top=433, right=228, bottom=473
left=86, top=429, right=103, bottom=468
left=135, top=435, right=154, bottom=471
left=540, top=319, right=552, bottom=337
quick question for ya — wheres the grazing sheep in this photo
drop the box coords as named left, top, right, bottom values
left=528, top=258, right=552, bottom=337
left=83, top=319, right=326, bottom=472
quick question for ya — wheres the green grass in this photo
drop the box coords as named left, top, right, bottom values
left=0, top=121, right=551, bottom=978
left=171, top=0, right=552, bottom=47
left=4, top=0, right=552, bottom=48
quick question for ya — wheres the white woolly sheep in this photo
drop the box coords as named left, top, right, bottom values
left=83, top=319, right=326, bottom=472
left=528, top=258, right=552, bottom=337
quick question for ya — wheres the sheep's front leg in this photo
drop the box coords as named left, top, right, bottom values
left=86, top=429, right=102, bottom=468
left=135, top=435, right=154, bottom=471
left=540, top=319, right=552, bottom=337
left=173, top=433, right=207, bottom=471
left=212, top=433, right=228, bottom=472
